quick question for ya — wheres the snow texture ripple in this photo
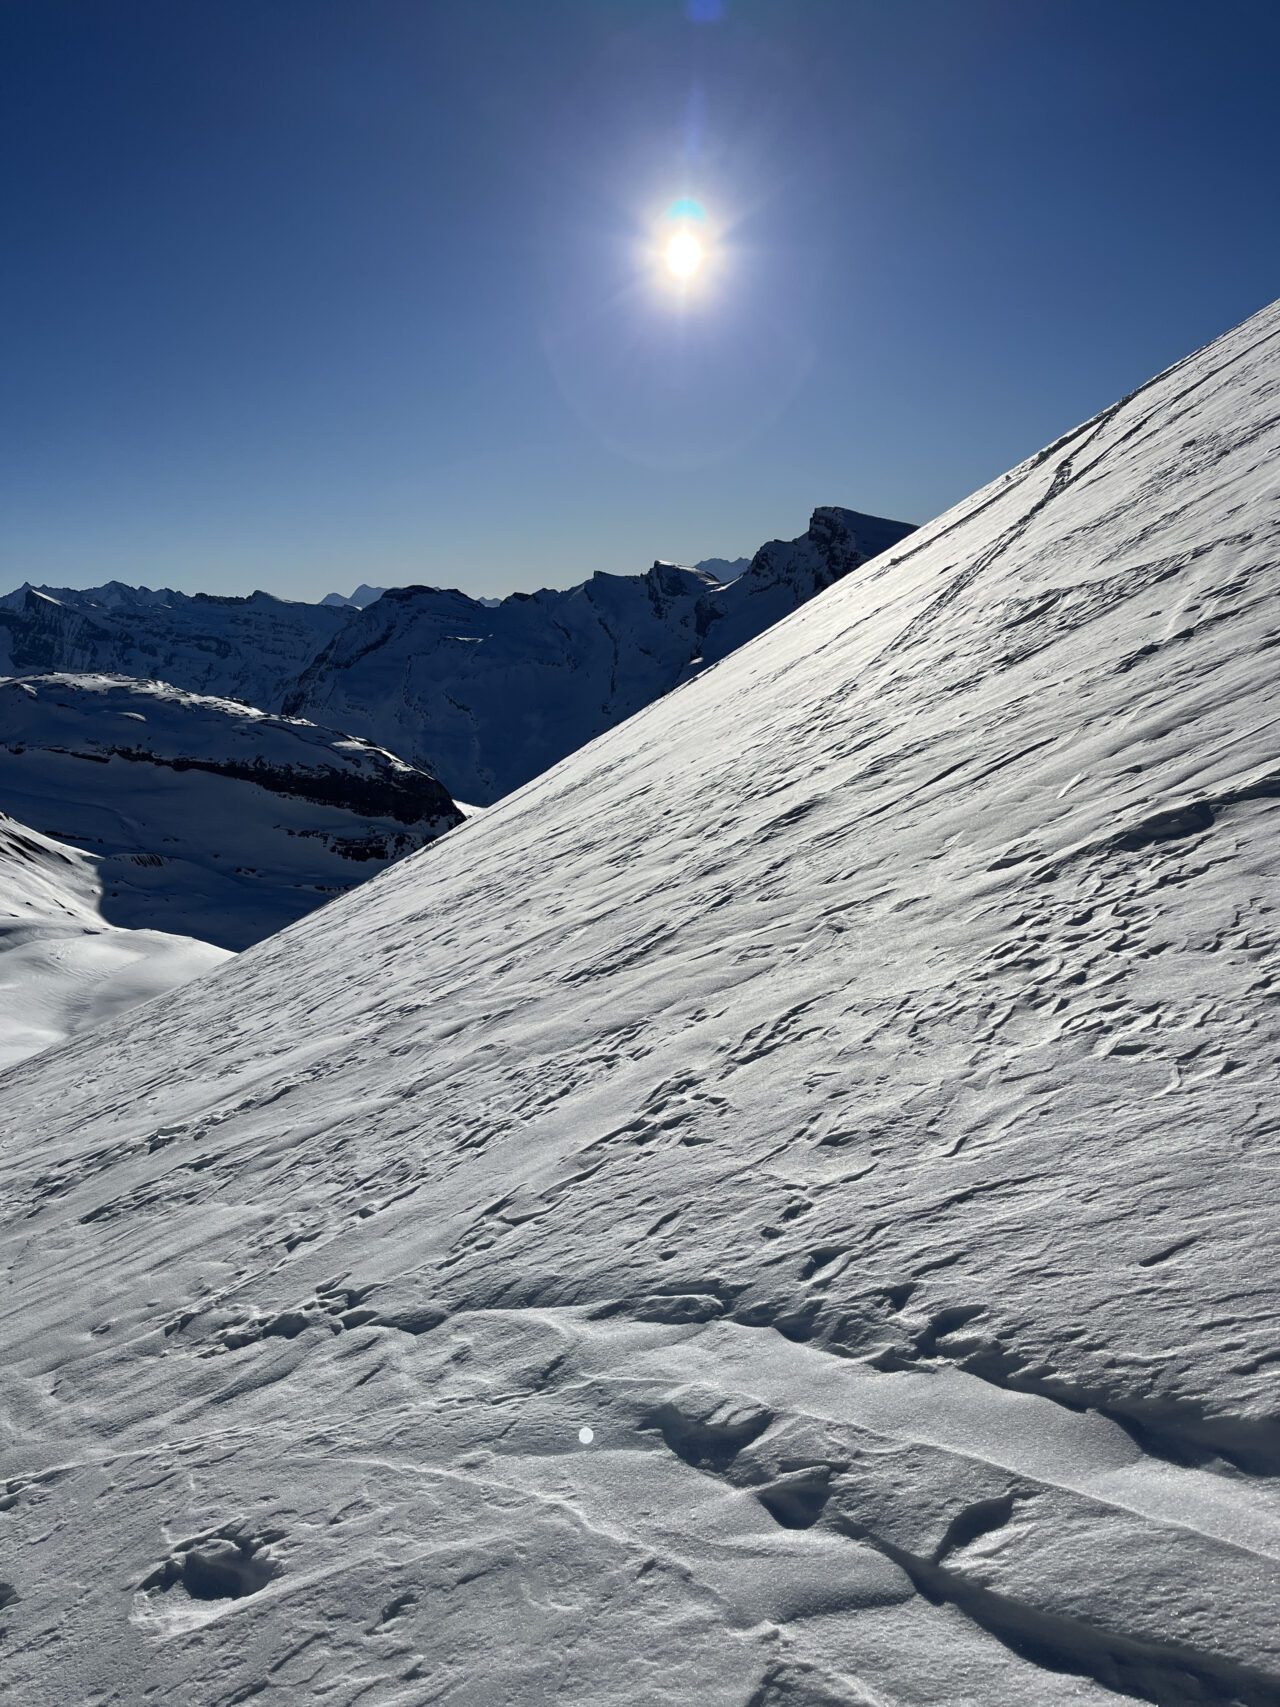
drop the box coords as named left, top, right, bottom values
left=1, top=300, right=1279, bottom=1704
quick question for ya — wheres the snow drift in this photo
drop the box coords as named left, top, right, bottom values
left=1, top=300, right=1279, bottom=1705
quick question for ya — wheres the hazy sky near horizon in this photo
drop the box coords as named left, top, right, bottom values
left=3, top=0, right=1279, bottom=602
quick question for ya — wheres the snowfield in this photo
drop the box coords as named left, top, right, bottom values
left=1, top=297, right=1279, bottom=1705
left=0, top=674, right=461, bottom=949
left=0, top=813, right=228, bottom=1069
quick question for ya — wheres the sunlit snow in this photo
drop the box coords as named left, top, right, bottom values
left=2, top=299, right=1279, bottom=1704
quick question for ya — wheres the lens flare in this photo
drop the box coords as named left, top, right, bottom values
left=664, top=229, right=704, bottom=279
left=665, top=195, right=707, bottom=225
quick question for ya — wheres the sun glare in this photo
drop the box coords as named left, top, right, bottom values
left=664, top=229, right=704, bottom=279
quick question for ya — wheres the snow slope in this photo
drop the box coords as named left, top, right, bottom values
left=1, top=298, right=1279, bottom=1705
left=287, top=507, right=914, bottom=803
left=0, top=812, right=228, bottom=1069
left=1, top=515, right=911, bottom=810
left=0, top=675, right=462, bottom=949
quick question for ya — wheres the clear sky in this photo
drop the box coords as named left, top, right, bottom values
left=3, top=0, right=1278, bottom=602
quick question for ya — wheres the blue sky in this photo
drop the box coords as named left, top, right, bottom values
left=3, top=0, right=1278, bottom=601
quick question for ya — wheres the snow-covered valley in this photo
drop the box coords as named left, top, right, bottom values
left=0, top=676, right=461, bottom=950
left=1, top=295, right=1279, bottom=1707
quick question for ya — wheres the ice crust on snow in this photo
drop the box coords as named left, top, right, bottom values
left=1, top=301, right=1279, bottom=1703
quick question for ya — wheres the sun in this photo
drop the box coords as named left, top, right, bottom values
left=664, top=229, right=704, bottom=280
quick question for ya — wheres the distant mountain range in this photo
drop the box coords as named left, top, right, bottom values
left=0, top=581, right=348, bottom=710
left=1, top=507, right=914, bottom=805
left=319, top=561, right=750, bottom=611
left=320, top=583, right=389, bottom=609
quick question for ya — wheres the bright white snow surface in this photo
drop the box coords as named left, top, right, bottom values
left=0, top=813, right=228, bottom=1069
left=2, top=300, right=1279, bottom=1705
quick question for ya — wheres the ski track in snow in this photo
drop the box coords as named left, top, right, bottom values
left=1, top=300, right=1280, bottom=1703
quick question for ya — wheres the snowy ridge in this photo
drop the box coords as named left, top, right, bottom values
left=0, top=812, right=228, bottom=1068
left=286, top=506, right=915, bottom=802
left=1, top=299, right=1279, bottom=1703
left=0, top=674, right=462, bottom=949
left=1, top=510, right=911, bottom=808
left=0, top=581, right=348, bottom=710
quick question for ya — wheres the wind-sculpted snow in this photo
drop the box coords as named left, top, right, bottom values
left=286, top=507, right=914, bottom=803
left=2, top=299, right=1280, bottom=1704
left=0, top=675, right=461, bottom=949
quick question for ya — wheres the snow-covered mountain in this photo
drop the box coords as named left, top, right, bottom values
left=320, top=583, right=388, bottom=609
left=284, top=560, right=722, bottom=805
left=696, top=507, right=917, bottom=668
left=0, top=675, right=462, bottom=949
left=322, top=570, right=745, bottom=611
left=1, top=509, right=912, bottom=807
left=694, top=554, right=751, bottom=580
left=0, top=582, right=348, bottom=709
left=2, top=299, right=1277, bottom=1705
left=320, top=570, right=746, bottom=612
left=286, top=507, right=915, bottom=802
left=0, top=811, right=228, bottom=1069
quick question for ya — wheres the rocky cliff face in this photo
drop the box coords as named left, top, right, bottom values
left=0, top=674, right=463, bottom=948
